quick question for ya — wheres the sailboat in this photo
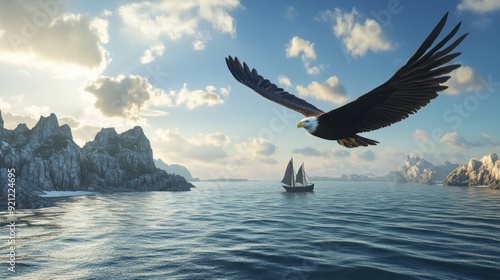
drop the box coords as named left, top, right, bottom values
left=281, top=158, right=314, bottom=192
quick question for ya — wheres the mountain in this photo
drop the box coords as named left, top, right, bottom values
left=443, top=153, right=500, bottom=189
left=385, top=155, right=459, bottom=185
left=154, top=159, right=199, bottom=182
left=0, top=111, right=193, bottom=209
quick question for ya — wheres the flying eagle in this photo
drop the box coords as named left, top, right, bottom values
left=225, top=12, right=467, bottom=148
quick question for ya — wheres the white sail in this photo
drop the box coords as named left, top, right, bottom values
left=281, top=158, right=295, bottom=186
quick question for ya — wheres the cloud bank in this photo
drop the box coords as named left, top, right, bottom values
left=85, top=75, right=229, bottom=120
left=0, top=1, right=109, bottom=76
left=119, top=0, right=240, bottom=51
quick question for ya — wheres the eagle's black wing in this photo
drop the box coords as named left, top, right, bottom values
left=319, top=12, right=467, bottom=135
left=225, top=56, right=324, bottom=117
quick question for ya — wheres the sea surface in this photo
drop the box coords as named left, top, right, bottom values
left=2, top=181, right=500, bottom=280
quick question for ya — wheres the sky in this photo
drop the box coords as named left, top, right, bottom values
left=1, top=0, right=499, bottom=180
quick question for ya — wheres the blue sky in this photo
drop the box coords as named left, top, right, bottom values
left=1, top=0, right=499, bottom=179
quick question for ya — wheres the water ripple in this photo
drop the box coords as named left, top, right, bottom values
left=2, top=181, right=499, bottom=279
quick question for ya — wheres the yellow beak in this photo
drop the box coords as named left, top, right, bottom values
left=296, top=122, right=304, bottom=128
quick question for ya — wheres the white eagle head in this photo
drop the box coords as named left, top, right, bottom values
left=296, top=116, right=318, bottom=133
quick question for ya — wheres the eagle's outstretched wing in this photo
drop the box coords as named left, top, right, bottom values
left=225, top=56, right=324, bottom=117
left=319, top=12, right=468, bottom=135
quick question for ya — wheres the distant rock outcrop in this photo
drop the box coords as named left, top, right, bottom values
left=339, top=173, right=380, bottom=181
left=154, top=159, right=199, bottom=182
left=0, top=111, right=193, bottom=209
left=443, top=153, right=500, bottom=189
left=385, top=155, right=459, bottom=185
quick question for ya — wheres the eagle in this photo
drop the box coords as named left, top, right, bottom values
left=225, top=12, right=467, bottom=148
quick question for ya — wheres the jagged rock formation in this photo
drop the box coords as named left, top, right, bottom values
left=0, top=111, right=193, bottom=209
left=385, top=155, right=459, bottom=185
left=443, top=153, right=500, bottom=189
left=154, top=159, right=199, bottom=182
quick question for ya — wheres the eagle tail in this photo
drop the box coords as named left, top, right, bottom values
left=337, top=135, right=379, bottom=148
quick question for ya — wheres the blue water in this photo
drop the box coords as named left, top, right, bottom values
left=2, top=181, right=499, bottom=279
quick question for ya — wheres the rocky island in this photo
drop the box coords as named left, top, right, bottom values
left=443, top=153, right=500, bottom=189
left=0, top=111, right=193, bottom=209
left=384, top=155, right=459, bottom=185
left=309, top=156, right=459, bottom=184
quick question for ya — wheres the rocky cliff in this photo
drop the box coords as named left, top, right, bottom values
left=385, top=155, right=459, bottom=185
left=443, top=153, right=500, bottom=189
left=0, top=111, right=193, bottom=209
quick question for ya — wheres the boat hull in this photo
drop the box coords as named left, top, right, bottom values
left=282, top=184, right=314, bottom=192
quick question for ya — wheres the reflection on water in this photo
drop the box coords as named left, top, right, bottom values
left=1, top=181, right=499, bottom=279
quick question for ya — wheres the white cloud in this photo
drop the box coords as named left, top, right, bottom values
left=24, top=105, right=51, bottom=118
left=278, top=75, right=292, bottom=87
left=286, top=36, right=316, bottom=60
left=286, top=36, right=322, bottom=75
left=253, top=139, right=278, bottom=156
left=204, top=132, right=230, bottom=147
left=444, top=66, right=484, bottom=94
left=199, top=1, right=239, bottom=36
left=85, top=75, right=171, bottom=120
left=173, top=84, right=229, bottom=110
left=0, top=1, right=109, bottom=77
left=317, top=8, right=393, bottom=58
left=118, top=0, right=240, bottom=41
left=85, top=74, right=229, bottom=119
left=296, top=76, right=347, bottom=104
left=0, top=111, right=41, bottom=130
left=440, top=132, right=473, bottom=149
left=155, top=128, right=228, bottom=162
left=479, top=133, right=500, bottom=147
left=55, top=117, right=103, bottom=147
left=440, top=131, right=500, bottom=149
left=236, top=137, right=278, bottom=157
left=457, top=0, right=500, bottom=13
left=0, top=97, right=11, bottom=110
left=102, top=9, right=113, bottom=17
left=192, top=39, right=205, bottom=51
left=413, top=129, right=430, bottom=141
left=140, top=42, right=165, bottom=64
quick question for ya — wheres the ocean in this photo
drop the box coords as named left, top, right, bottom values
left=2, top=181, right=499, bottom=279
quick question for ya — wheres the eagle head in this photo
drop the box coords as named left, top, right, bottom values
left=297, top=117, right=318, bottom=133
